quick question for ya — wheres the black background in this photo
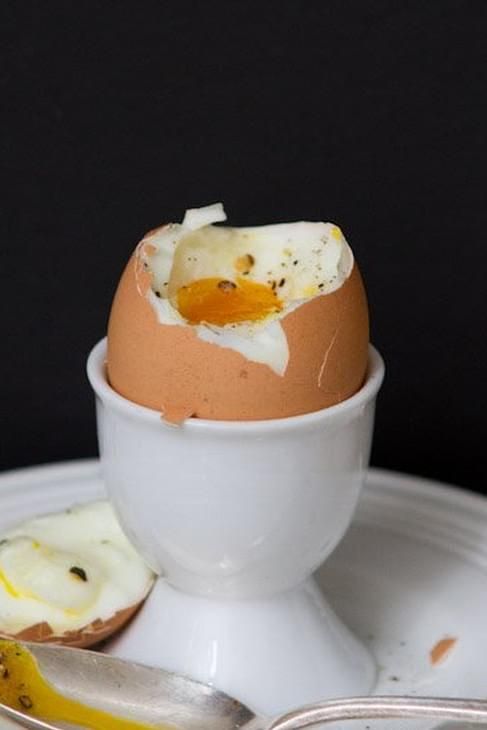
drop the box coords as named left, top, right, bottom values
left=3, top=1, right=487, bottom=492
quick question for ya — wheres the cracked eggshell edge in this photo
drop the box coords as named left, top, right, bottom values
left=0, top=601, right=145, bottom=649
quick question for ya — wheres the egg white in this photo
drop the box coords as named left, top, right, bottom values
left=0, top=502, right=154, bottom=637
left=139, top=203, right=354, bottom=375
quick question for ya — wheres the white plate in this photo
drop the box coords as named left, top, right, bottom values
left=1, top=460, right=487, bottom=730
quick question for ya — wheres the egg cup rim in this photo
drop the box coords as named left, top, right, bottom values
left=87, top=338, right=384, bottom=432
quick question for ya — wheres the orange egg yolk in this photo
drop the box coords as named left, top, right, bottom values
left=177, top=277, right=283, bottom=326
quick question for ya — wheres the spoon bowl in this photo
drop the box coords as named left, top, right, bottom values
left=0, top=642, right=256, bottom=730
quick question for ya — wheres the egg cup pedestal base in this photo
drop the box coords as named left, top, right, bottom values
left=107, top=575, right=375, bottom=717
left=87, top=339, right=385, bottom=717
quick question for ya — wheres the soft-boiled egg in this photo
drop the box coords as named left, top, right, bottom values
left=0, top=502, right=154, bottom=647
left=107, top=203, right=369, bottom=423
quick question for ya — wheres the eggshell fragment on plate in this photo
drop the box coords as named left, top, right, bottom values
left=430, top=637, right=457, bottom=665
left=107, top=203, right=369, bottom=422
left=0, top=502, right=155, bottom=648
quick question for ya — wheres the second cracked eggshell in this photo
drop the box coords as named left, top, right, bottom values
left=106, top=255, right=369, bottom=422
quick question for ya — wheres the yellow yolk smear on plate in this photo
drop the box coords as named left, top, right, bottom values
left=177, top=277, right=283, bottom=326
left=0, top=640, right=175, bottom=730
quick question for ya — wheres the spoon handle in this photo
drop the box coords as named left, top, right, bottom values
left=268, top=696, right=487, bottom=728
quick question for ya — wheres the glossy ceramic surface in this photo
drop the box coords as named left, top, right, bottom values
left=2, top=463, right=487, bottom=728
left=87, top=340, right=384, bottom=598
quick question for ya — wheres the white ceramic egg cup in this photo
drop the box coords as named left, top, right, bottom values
left=87, top=339, right=384, bottom=717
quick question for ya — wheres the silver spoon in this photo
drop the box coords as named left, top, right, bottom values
left=2, top=642, right=487, bottom=729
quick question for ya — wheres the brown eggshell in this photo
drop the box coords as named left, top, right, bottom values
left=107, top=254, right=369, bottom=421
left=0, top=601, right=143, bottom=649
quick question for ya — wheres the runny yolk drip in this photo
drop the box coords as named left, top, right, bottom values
left=0, top=640, right=174, bottom=730
left=177, top=277, right=283, bottom=326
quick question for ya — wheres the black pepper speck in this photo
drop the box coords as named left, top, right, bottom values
left=217, top=280, right=237, bottom=292
left=69, top=566, right=88, bottom=582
